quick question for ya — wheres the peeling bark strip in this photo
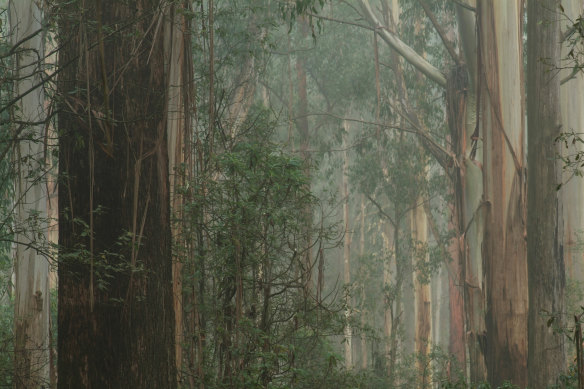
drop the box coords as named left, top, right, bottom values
left=527, top=0, right=565, bottom=386
left=164, top=0, right=193, bottom=381
left=478, top=1, right=528, bottom=387
left=445, top=65, right=472, bottom=379
left=57, top=1, right=176, bottom=387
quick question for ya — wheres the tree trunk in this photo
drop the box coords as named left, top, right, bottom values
left=342, top=120, right=353, bottom=370
left=295, top=17, right=313, bottom=294
left=411, top=201, right=432, bottom=386
left=527, top=0, right=565, bottom=386
left=57, top=1, right=176, bottom=387
left=560, top=0, right=584, bottom=315
left=478, top=1, right=528, bottom=386
left=432, top=260, right=444, bottom=349
left=164, top=1, right=193, bottom=381
left=10, top=1, right=50, bottom=387
left=381, top=218, right=396, bottom=377
left=225, top=17, right=265, bottom=139
left=452, top=2, right=488, bottom=382
left=359, top=196, right=368, bottom=370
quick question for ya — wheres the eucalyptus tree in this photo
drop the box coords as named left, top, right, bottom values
left=527, top=0, right=566, bottom=386
left=57, top=0, right=182, bottom=386
left=355, top=1, right=532, bottom=386
left=450, top=2, right=486, bottom=381
left=174, top=2, right=367, bottom=387
left=560, top=1, right=584, bottom=312
left=341, top=118, right=353, bottom=370
left=9, top=1, right=50, bottom=387
left=290, top=1, right=453, bottom=382
left=476, top=2, right=528, bottom=386
left=360, top=2, right=466, bottom=378
left=164, top=0, right=193, bottom=380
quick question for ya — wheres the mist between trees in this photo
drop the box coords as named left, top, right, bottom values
left=2, top=0, right=584, bottom=388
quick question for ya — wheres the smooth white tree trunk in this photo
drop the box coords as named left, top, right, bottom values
left=479, top=2, right=528, bottom=386
left=381, top=218, right=395, bottom=375
left=359, top=196, right=368, bottom=369
left=10, top=1, right=50, bottom=387
left=560, top=0, right=584, bottom=303
left=411, top=201, right=432, bottom=385
left=454, top=2, right=486, bottom=380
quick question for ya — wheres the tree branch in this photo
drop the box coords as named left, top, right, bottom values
left=365, top=194, right=395, bottom=227
left=418, top=0, right=462, bottom=66
left=357, top=0, right=447, bottom=87
left=306, top=12, right=376, bottom=32
left=451, top=0, right=475, bottom=12
left=389, top=99, right=456, bottom=173
left=423, top=199, right=459, bottom=285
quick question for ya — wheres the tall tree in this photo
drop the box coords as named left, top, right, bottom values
left=478, top=2, right=528, bottom=386
left=560, top=1, right=584, bottom=310
left=527, top=0, right=565, bottom=386
left=10, top=0, right=50, bottom=387
left=411, top=200, right=432, bottom=385
left=295, top=16, right=314, bottom=294
left=164, top=0, right=193, bottom=380
left=57, top=0, right=177, bottom=386
left=342, top=118, right=353, bottom=370
left=451, top=1, right=487, bottom=381
left=357, top=1, right=529, bottom=385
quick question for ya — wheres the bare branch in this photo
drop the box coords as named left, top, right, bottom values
left=423, top=199, right=459, bottom=285
left=357, top=0, right=447, bottom=87
left=306, top=12, right=376, bottom=32
left=365, top=194, right=396, bottom=227
left=417, top=0, right=462, bottom=66
left=389, top=100, right=455, bottom=173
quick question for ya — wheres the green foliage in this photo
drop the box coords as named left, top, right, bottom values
left=556, top=131, right=584, bottom=188
left=562, top=9, right=584, bottom=77
left=440, top=381, right=517, bottom=389
left=0, top=6, right=14, bottom=385
left=179, top=107, right=352, bottom=388
left=0, top=299, right=13, bottom=387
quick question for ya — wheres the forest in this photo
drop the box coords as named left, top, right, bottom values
left=1, top=0, right=584, bottom=388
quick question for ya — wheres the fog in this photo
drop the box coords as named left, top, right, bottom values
left=2, top=0, right=584, bottom=388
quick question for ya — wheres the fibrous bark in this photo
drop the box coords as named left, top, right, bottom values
left=164, top=0, right=193, bottom=380
left=527, top=0, right=565, bottom=386
left=57, top=1, right=177, bottom=387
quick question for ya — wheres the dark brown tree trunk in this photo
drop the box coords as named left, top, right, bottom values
left=527, top=0, right=565, bottom=386
left=57, top=1, right=176, bottom=387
